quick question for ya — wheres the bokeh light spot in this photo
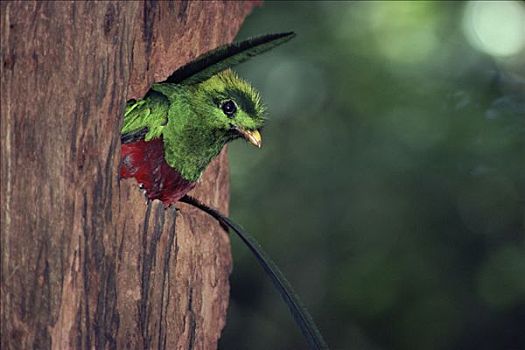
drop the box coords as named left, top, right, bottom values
left=334, top=2, right=442, bottom=65
left=463, top=1, right=525, bottom=58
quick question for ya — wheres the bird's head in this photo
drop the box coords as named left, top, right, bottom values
left=191, top=69, right=265, bottom=148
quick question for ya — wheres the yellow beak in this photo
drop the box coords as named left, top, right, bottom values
left=238, top=128, right=262, bottom=148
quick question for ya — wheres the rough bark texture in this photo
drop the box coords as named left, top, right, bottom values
left=1, top=1, right=257, bottom=349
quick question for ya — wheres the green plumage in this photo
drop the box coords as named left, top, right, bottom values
left=121, top=32, right=296, bottom=181
left=122, top=69, right=265, bottom=181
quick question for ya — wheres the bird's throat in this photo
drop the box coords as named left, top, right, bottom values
left=162, top=122, right=231, bottom=182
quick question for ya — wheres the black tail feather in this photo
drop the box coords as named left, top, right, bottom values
left=180, top=195, right=329, bottom=350
left=164, top=32, right=296, bottom=85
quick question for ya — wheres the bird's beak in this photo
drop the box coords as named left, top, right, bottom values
left=236, top=128, right=262, bottom=148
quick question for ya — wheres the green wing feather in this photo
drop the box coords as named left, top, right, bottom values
left=121, top=91, right=170, bottom=143
left=164, top=32, right=296, bottom=85
left=180, top=195, right=329, bottom=350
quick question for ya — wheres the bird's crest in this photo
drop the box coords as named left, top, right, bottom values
left=212, top=69, right=266, bottom=118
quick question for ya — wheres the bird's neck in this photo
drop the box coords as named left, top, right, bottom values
left=162, top=100, right=231, bottom=182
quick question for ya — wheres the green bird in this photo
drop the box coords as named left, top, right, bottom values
left=121, top=68, right=265, bottom=204
left=120, top=33, right=328, bottom=350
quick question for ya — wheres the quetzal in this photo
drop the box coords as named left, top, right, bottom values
left=120, top=32, right=328, bottom=350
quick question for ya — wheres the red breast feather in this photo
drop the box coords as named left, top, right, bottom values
left=120, top=138, right=196, bottom=206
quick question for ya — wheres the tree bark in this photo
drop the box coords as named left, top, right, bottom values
left=1, top=1, right=257, bottom=349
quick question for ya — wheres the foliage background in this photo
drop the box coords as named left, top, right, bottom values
left=221, top=2, right=525, bottom=349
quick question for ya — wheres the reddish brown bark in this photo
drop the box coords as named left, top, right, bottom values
left=1, top=1, right=257, bottom=349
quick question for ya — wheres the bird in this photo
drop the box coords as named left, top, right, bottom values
left=120, top=68, right=264, bottom=205
left=120, top=32, right=329, bottom=350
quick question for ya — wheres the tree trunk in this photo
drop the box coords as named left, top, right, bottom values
left=1, top=1, right=257, bottom=349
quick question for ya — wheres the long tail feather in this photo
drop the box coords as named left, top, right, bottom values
left=164, top=32, right=296, bottom=85
left=180, top=195, right=329, bottom=350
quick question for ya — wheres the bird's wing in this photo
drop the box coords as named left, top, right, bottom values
left=121, top=92, right=170, bottom=144
left=180, top=195, right=329, bottom=350
left=163, top=32, right=296, bottom=86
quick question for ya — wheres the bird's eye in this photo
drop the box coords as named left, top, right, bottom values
left=221, top=100, right=237, bottom=117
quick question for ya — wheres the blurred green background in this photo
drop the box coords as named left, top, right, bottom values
left=220, top=2, right=525, bottom=349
